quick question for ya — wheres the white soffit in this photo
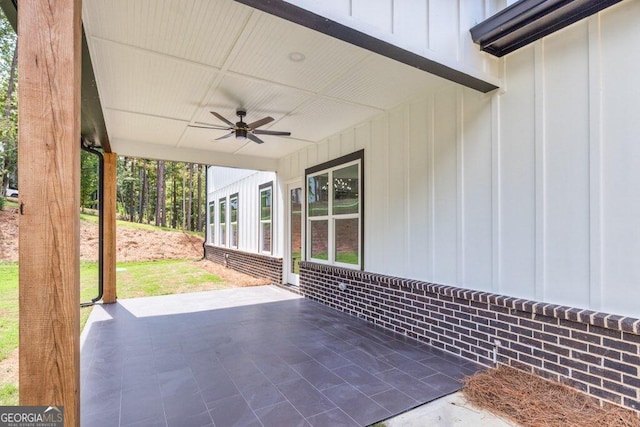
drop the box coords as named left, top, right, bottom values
left=82, top=0, right=454, bottom=168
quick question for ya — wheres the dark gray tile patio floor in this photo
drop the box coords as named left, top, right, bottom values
left=80, top=286, right=480, bottom=427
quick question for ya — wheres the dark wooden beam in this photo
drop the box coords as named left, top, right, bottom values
left=18, top=0, right=82, bottom=425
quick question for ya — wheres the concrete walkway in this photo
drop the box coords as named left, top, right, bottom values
left=385, top=392, right=517, bottom=427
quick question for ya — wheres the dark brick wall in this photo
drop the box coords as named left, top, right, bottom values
left=204, top=245, right=282, bottom=286
left=299, top=261, right=640, bottom=413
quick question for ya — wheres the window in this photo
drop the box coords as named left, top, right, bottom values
left=219, top=198, right=226, bottom=246
left=259, top=182, right=273, bottom=254
left=306, top=150, right=363, bottom=268
left=208, top=201, right=215, bottom=244
left=229, top=193, right=238, bottom=248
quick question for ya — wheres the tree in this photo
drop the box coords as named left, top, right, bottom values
left=138, top=159, right=148, bottom=223
left=156, top=160, right=166, bottom=226
left=80, top=150, right=99, bottom=211
left=186, top=163, right=193, bottom=231
left=196, top=164, right=203, bottom=232
left=0, top=15, right=17, bottom=197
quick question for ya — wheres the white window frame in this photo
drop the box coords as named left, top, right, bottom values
left=208, top=201, right=215, bottom=245
left=219, top=198, right=227, bottom=246
left=229, top=193, right=239, bottom=249
left=306, top=151, right=363, bottom=270
left=259, top=182, right=273, bottom=254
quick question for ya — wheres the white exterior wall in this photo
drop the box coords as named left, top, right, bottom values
left=284, top=0, right=502, bottom=86
left=209, top=167, right=258, bottom=191
left=278, top=1, right=640, bottom=318
left=207, top=169, right=280, bottom=255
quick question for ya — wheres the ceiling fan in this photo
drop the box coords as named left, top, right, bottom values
left=188, top=109, right=291, bottom=144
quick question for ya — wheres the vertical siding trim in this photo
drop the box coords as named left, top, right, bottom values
left=534, top=41, right=546, bottom=302
left=588, top=15, right=603, bottom=311
left=456, top=87, right=465, bottom=284
left=455, top=0, right=462, bottom=61
left=404, top=105, right=412, bottom=275
left=492, top=93, right=501, bottom=293
left=428, top=95, right=436, bottom=280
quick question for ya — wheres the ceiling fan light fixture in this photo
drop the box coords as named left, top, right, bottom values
left=236, top=128, right=248, bottom=140
left=288, top=51, right=306, bottom=62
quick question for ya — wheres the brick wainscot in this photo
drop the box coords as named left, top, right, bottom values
left=299, top=261, right=640, bottom=414
left=204, top=245, right=283, bottom=286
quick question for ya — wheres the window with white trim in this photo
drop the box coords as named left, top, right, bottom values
left=208, top=201, right=215, bottom=244
left=229, top=193, right=238, bottom=248
left=259, top=182, right=273, bottom=254
left=306, top=150, right=363, bottom=269
left=219, top=198, right=226, bottom=246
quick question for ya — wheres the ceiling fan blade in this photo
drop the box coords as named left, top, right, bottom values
left=215, top=131, right=235, bottom=140
left=188, top=124, right=232, bottom=130
left=253, top=129, right=291, bottom=136
left=211, top=111, right=234, bottom=127
left=247, top=116, right=274, bottom=130
left=248, top=133, right=264, bottom=144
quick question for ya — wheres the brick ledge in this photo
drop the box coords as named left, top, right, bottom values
left=300, top=261, right=640, bottom=335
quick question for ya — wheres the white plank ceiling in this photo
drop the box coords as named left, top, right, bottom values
left=82, top=0, right=452, bottom=168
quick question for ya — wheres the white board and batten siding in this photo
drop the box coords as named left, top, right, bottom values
left=283, top=0, right=506, bottom=87
left=278, top=1, right=640, bottom=319
left=207, top=168, right=280, bottom=255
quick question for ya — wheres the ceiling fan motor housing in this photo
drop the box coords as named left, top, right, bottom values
left=236, top=127, right=248, bottom=139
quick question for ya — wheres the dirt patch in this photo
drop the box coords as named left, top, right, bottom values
left=194, top=259, right=270, bottom=287
left=463, top=366, right=639, bottom=427
left=0, top=207, right=204, bottom=263
left=0, top=208, right=18, bottom=262
left=0, top=348, right=18, bottom=387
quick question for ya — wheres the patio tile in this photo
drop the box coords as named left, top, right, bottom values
left=370, top=388, right=420, bottom=414
left=255, top=356, right=303, bottom=385
left=422, top=372, right=463, bottom=394
left=307, top=347, right=352, bottom=370
left=277, top=378, right=337, bottom=417
left=238, top=377, right=286, bottom=410
left=157, top=366, right=199, bottom=398
left=395, top=358, right=440, bottom=379
left=377, top=368, right=443, bottom=401
left=166, top=410, right=213, bottom=427
left=120, top=387, right=164, bottom=426
left=332, top=365, right=393, bottom=396
left=423, top=356, right=474, bottom=380
left=342, top=349, right=394, bottom=374
left=346, top=337, right=396, bottom=357
left=255, top=401, right=311, bottom=427
left=322, top=383, right=391, bottom=426
left=290, top=359, right=345, bottom=391
left=162, top=390, right=207, bottom=419
left=207, top=394, right=262, bottom=427
left=81, top=286, right=475, bottom=426
left=305, top=408, right=360, bottom=427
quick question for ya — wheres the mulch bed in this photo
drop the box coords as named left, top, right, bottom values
left=463, top=365, right=639, bottom=427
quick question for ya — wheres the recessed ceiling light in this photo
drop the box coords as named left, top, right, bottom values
left=288, top=52, right=306, bottom=62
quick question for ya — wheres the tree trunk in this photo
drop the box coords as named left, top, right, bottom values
left=171, top=171, right=177, bottom=229
left=138, top=160, right=147, bottom=223
left=196, top=164, right=203, bottom=232
left=0, top=42, right=18, bottom=196
left=129, top=158, right=136, bottom=222
left=186, top=163, right=193, bottom=231
left=156, top=160, right=166, bottom=227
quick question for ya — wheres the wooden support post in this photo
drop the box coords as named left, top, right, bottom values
left=103, top=152, right=117, bottom=303
left=17, top=0, right=82, bottom=425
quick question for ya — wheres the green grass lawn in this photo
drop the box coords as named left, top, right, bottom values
left=0, top=258, right=231, bottom=406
